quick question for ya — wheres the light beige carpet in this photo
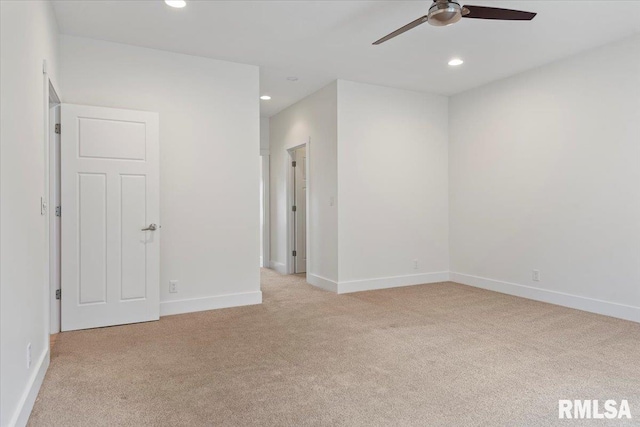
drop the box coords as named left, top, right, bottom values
left=29, top=269, right=640, bottom=426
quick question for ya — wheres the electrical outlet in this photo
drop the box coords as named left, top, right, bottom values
left=414, top=260, right=418, bottom=270
left=27, top=343, right=32, bottom=369
left=532, top=270, right=540, bottom=282
left=169, top=280, right=178, bottom=293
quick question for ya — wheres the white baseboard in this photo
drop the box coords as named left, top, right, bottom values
left=337, top=271, right=450, bottom=294
left=450, top=272, right=640, bottom=324
left=11, top=348, right=50, bottom=427
left=269, top=261, right=287, bottom=275
left=307, top=273, right=338, bottom=293
left=160, top=291, right=262, bottom=317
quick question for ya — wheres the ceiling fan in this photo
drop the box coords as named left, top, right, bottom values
left=373, top=0, right=536, bottom=45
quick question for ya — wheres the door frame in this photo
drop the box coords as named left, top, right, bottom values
left=48, top=88, right=61, bottom=334
left=260, top=152, right=270, bottom=268
left=285, top=140, right=310, bottom=275
left=44, top=69, right=61, bottom=336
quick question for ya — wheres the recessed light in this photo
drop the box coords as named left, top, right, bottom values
left=448, top=58, right=464, bottom=66
left=287, top=77, right=299, bottom=82
left=260, top=95, right=271, bottom=100
left=165, top=0, right=186, bottom=8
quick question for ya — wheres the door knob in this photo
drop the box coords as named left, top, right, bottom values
left=141, top=223, right=158, bottom=231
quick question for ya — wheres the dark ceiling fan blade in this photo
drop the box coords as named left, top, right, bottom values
left=373, top=15, right=429, bottom=45
left=462, top=5, right=536, bottom=21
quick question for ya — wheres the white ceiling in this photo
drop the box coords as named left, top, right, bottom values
left=52, top=1, right=640, bottom=117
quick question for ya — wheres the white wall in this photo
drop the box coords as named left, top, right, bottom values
left=269, top=80, right=449, bottom=292
left=260, top=117, right=270, bottom=153
left=449, top=35, right=640, bottom=322
left=337, top=80, right=449, bottom=292
left=59, top=36, right=261, bottom=316
left=0, top=1, right=59, bottom=426
left=269, top=82, right=338, bottom=285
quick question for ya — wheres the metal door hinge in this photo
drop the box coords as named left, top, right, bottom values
left=55, top=206, right=61, bottom=217
left=292, top=161, right=297, bottom=167
left=292, top=250, right=297, bottom=257
left=292, top=205, right=297, bottom=212
left=55, top=124, right=61, bottom=134
left=55, top=289, right=61, bottom=300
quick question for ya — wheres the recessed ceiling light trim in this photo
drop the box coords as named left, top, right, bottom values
left=260, top=95, right=272, bottom=100
left=448, top=58, right=464, bottom=66
left=165, top=0, right=186, bottom=8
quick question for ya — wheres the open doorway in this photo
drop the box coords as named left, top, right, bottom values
left=287, top=144, right=308, bottom=275
left=47, top=100, right=161, bottom=332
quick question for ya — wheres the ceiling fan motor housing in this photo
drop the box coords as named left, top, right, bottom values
left=428, top=1, right=463, bottom=26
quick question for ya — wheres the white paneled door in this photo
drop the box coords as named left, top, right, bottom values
left=61, top=104, right=159, bottom=331
left=294, top=147, right=307, bottom=274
